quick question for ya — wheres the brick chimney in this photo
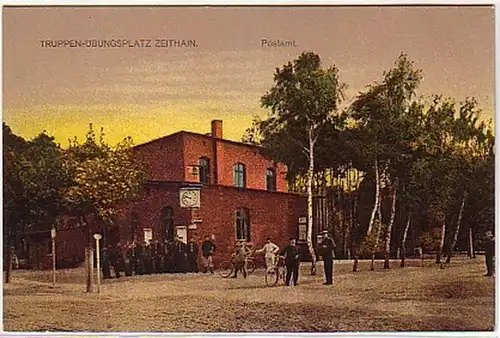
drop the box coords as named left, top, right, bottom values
left=211, top=120, right=223, bottom=139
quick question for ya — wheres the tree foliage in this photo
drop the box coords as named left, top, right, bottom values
left=249, top=51, right=495, bottom=269
left=3, top=123, right=148, bottom=248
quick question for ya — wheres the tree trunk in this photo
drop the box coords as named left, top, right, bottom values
left=351, top=176, right=359, bottom=272
left=384, top=182, right=397, bottom=268
left=436, top=212, right=446, bottom=264
left=468, top=227, right=475, bottom=258
left=85, top=247, right=94, bottom=293
left=446, top=190, right=467, bottom=264
left=366, top=158, right=380, bottom=236
left=370, top=219, right=382, bottom=271
left=5, top=244, right=14, bottom=284
left=306, top=129, right=317, bottom=275
left=400, top=215, right=411, bottom=268
left=352, top=247, right=359, bottom=272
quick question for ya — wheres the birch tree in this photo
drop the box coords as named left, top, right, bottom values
left=350, top=53, right=423, bottom=269
left=259, top=52, right=347, bottom=275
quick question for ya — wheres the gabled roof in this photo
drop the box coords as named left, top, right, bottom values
left=133, top=130, right=263, bottom=151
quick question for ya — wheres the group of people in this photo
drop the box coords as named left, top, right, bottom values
left=100, top=235, right=216, bottom=279
left=235, top=230, right=337, bottom=286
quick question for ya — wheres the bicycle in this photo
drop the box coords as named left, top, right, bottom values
left=219, top=256, right=256, bottom=278
left=265, top=255, right=287, bottom=287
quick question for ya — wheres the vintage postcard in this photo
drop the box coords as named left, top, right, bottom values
left=2, top=5, right=495, bottom=334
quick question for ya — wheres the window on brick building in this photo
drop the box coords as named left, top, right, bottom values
left=233, top=162, right=246, bottom=188
left=235, top=207, right=250, bottom=240
left=266, top=168, right=276, bottom=192
left=130, top=212, right=140, bottom=241
left=199, top=157, right=210, bottom=185
left=161, top=207, right=174, bottom=241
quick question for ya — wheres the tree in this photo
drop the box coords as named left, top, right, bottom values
left=3, top=123, right=29, bottom=278
left=22, top=132, right=73, bottom=231
left=64, top=124, right=148, bottom=245
left=259, top=52, right=347, bottom=274
left=349, top=53, right=423, bottom=269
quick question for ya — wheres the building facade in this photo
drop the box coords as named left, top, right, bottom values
left=119, top=120, right=307, bottom=265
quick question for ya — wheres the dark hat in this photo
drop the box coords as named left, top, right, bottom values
left=266, top=237, right=271, bottom=240
left=289, top=237, right=295, bottom=241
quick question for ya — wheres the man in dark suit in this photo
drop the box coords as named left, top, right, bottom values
left=174, top=236, right=187, bottom=273
left=101, top=247, right=111, bottom=279
left=280, top=237, right=301, bottom=286
left=187, top=237, right=199, bottom=273
left=319, top=230, right=336, bottom=285
left=201, top=235, right=216, bottom=274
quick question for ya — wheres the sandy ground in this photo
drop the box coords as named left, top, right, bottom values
left=3, top=257, right=495, bottom=332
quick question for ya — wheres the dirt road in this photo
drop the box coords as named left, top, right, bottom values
left=3, top=257, right=495, bottom=332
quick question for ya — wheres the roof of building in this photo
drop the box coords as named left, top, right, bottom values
left=133, top=130, right=263, bottom=151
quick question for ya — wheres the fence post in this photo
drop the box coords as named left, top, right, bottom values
left=85, top=247, right=94, bottom=293
left=5, top=246, right=14, bottom=284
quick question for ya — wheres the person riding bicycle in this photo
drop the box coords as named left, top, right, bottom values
left=255, top=237, right=280, bottom=273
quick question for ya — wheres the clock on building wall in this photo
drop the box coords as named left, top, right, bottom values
left=179, top=188, right=201, bottom=208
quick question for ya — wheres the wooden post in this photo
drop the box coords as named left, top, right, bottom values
left=51, top=228, right=57, bottom=287
left=468, top=228, right=475, bottom=258
left=85, top=247, right=94, bottom=293
left=93, top=234, right=102, bottom=293
left=5, top=245, right=14, bottom=284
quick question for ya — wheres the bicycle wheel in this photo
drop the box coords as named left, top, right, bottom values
left=265, top=268, right=279, bottom=286
left=219, top=262, right=234, bottom=278
left=246, top=259, right=256, bottom=275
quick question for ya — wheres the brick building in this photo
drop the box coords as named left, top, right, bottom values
left=118, top=120, right=307, bottom=266
left=21, top=120, right=310, bottom=269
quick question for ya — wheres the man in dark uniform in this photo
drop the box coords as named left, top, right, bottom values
left=154, top=240, right=163, bottom=274
left=280, top=237, right=301, bottom=286
left=162, top=239, right=170, bottom=273
left=115, top=243, right=127, bottom=277
left=484, top=230, right=495, bottom=277
left=125, top=241, right=135, bottom=276
left=201, top=235, right=216, bottom=274
left=187, top=237, right=199, bottom=273
left=174, top=236, right=187, bottom=273
left=319, top=230, right=336, bottom=285
left=144, top=241, right=153, bottom=274
left=101, top=247, right=111, bottom=279
left=166, top=239, right=176, bottom=273
left=134, top=241, right=144, bottom=275
left=108, top=244, right=121, bottom=278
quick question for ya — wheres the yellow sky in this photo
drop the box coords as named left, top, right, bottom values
left=3, top=6, right=495, bottom=146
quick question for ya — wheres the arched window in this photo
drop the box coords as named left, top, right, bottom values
left=199, top=157, right=210, bottom=185
left=233, top=162, right=246, bottom=188
left=161, top=207, right=174, bottom=241
left=266, top=168, right=276, bottom=192
left=235, top=207, right=250, bottom=240
left=130, top=212, right=140, bottom=241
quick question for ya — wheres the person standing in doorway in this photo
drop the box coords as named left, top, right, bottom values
left=280, top=238, right=301, bottom=286
left=319, top=230, right=336, bottom=285
left=201, top=235, right=216, bottom=274
left=484, top=230, right=495, bottom=277
left=187, top=237, right=199, bottom=273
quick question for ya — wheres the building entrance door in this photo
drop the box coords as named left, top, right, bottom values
left=175, top=226, right=187, bottom=244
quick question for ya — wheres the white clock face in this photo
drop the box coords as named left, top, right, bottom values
left=181, top=190, right=199, bottom=207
